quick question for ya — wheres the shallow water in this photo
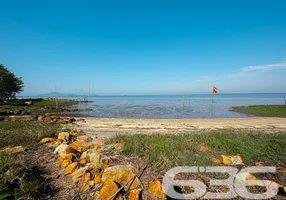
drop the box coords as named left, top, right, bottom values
left=73, top=93, right=285, bottom=118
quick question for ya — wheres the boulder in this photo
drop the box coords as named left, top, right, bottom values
left=72, top=166, right=89, bottom=182
left=25, top=101, right=33, bottom=105
left=212, top=157, right=222, bottom=165
left=38, top=116, right=45, bottom=121
left=76, top=135, right=92, bottom=142
left=129, top=189, right=142, bottom=200
left=54, top=144, right=69, bottom=155
left=90, top=152, right=102, bottom=168
left=58, top=132, right=70, bottom=141
left=102, top=165, right=134, bottom=185
left=0, top=116, right=4, bottom=121
left=148, top=180, right=165, bottom=199
left=94, top=175, right=102, bottom=184
left=69, top=140, right=91, bottom=153
left=99, top=180, right=123, bottom=200
left=129, top=176, right=143, bottom=190
left=40, top=137, right=56, bottom=144
left=79, top=159, right=87, bottom=166
left=58, top=153, right=73, bottom=168
left=0, top=146, right=26, bottom=153
left=220, top=155, right=244, bottom=165
left=65, top=162, right=79, bottom=175
left=94, top=140, right=105, bottom=146
left=81, top=172, right=91, bottom=192
left=200, top=145, right=211, bottom=153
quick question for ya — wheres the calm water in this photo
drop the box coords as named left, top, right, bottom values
left=73, top=93, right=285, bottom=118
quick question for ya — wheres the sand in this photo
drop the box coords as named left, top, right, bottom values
left=74, top=117, right=286, bottom=139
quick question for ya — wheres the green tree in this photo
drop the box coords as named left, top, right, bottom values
left=0, top=64, right=24, bottom=103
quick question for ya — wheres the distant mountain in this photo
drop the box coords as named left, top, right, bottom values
left=36, top=92, right=79, bottom=97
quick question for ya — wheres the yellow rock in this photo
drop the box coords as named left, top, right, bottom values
left=95, top=145, right=103, bottom=153
left=212, top=157, right=222, bottom=165
left=40, top=137, right=56, bottom=143
left=90, top=152, right=102, bottom=168
left=94, top=175, right=102, bottom=184
left=114, top=140, right=124, bottom=150
left=81, top=172, right=91, bottom=192
left=89, top=180, right=95, bottom=186
left=220, top=155, right=244, bottom=165
left=25, top=101, right=33, bottom=105
left=72, top=166, right=89, bottom=182
left=100, top=179, right=123, bottom=200
left=129, top=189, right=142, bottom=200
left=58, top=153, right=73, bottom=168
left=102, top=165, right=134, bottom=185
left=79, top=159, right=87, bottom=166
left=54, top=144, right=69, bottom=155
left=0, top=146, right=26, bottom=153
left=129, top=176, right=143, bottom=190
left=148, top=180, right=165, bottom=199
left=94, top=140, right=105, bottom=146
left=200, top=145, right=211, bottom=153
left=65, top=162, right=79, bottom=175
left=94, top=191, right=100, bottom=199
left=69, top=141, right=91, bottom=153
left=76, top=135, right=92, bottom=142
left=58, top=132, right=70, bottom=141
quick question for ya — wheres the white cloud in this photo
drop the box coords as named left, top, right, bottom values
left=241, top=62, right=286, bottom=72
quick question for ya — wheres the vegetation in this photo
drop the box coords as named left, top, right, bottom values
left=0, top=121, right=59, bottom=199
left=112, top=130, right=286, bottom=171
left=0, top=98, right=79, bottom=115
left=231, top=105, right=286, bottom=117
left=0, top=64, right=24, bottom=103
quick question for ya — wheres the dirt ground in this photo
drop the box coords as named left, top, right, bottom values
left=73, top=117, right=286, bottom=139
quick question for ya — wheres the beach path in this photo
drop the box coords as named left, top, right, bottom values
left=74, top=117, right=286, bottom=139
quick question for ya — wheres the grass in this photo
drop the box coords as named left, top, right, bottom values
left=0, top=120, right=60, bottom=199
left=231, top=105, right=286, bottom=117
left=112, top=130, right=286, bottom=171
left=0, top=98, right=79, bottom=115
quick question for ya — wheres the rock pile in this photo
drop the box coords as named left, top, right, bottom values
left=41, top=131, right=165, bottom=200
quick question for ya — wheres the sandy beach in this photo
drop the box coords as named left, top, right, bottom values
left=74, top=117, right=286, bottom=139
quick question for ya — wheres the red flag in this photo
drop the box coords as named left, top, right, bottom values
left=213, top=86, right=218, bottom=94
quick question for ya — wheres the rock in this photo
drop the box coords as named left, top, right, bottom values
left=89, top=180, right=95, bottom=187
left=212, top=157, right=222, bottom=165
left=72, top=166, right=89, bottom=182
left=58, top=153, right=73, bottom=168
left=94, top=175, right=102, bottom=184
left=81, top=172, right=91, bottom=192
left=13, top=110, right=21, bottom=115
left=76, top=135, right=92, bottom=142
left=0, top=146, right=26, bottom=153
left=80, top=151, right=88, bottom=159
left=148, top=180, right=165, bottom=199
left=25, top=101, right=33, bottom=105
left=95, top=145, right=102, bottom=153
left=129, top=189, right=142, bottom=200
left=50, top=115, right=61, bottom=120
left=54, top=144, right=69, bottom=155
left=69, top=118, right=76, bottom=123
left=69, top=141, right=91, bottom=153
left=94, top=140, right=105, bottom=146
left=94, top=191, right=100, bottom=199
left=40, top=137, right=56, bottom=143
left=100, top=179, right=123, bottom=200
left=90, top=152, right=102, bottom=168
left=20, top=110, right=30, bottom=115
left=102, top=165, right=134, bottom=185
left=79, top=159, right=87, bottom=166
left=114, top=140, right=124, bottom=150
left=38, top=116, right=45, bottom=121
left=200, top=145, right=211, bottom=153
left=129, top=176, right=143, bottom=190
left=65, top=162, right=79, bottom=175
left=58, top=132, right=70, bottom=141
left=220, top=155, right=244, bottom=165
left=0, top=116, right=4, bottom=121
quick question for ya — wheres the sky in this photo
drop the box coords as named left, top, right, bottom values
left=0, top=0, right=286, bottom=95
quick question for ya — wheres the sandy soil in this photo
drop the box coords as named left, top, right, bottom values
left=73, top=117, right=286, bottom=139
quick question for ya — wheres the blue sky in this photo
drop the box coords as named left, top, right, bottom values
left=0, top=0, right=286, bottom=95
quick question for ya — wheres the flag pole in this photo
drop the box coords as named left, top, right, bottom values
left=211, top=92, right=214, bottom=117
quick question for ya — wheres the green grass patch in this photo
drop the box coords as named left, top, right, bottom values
left=231, top=105, right=286, bottom=117
left=0, top=121, right=59, bottom=199
left=112, top=131, right=286, bottom=171
left=0, top=121, right=59, bottom=149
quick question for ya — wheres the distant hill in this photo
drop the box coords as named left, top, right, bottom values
left=36, top=92, right=82, bottom=97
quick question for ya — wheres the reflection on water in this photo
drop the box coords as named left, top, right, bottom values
left=74, top=94, right=284, bottom=118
